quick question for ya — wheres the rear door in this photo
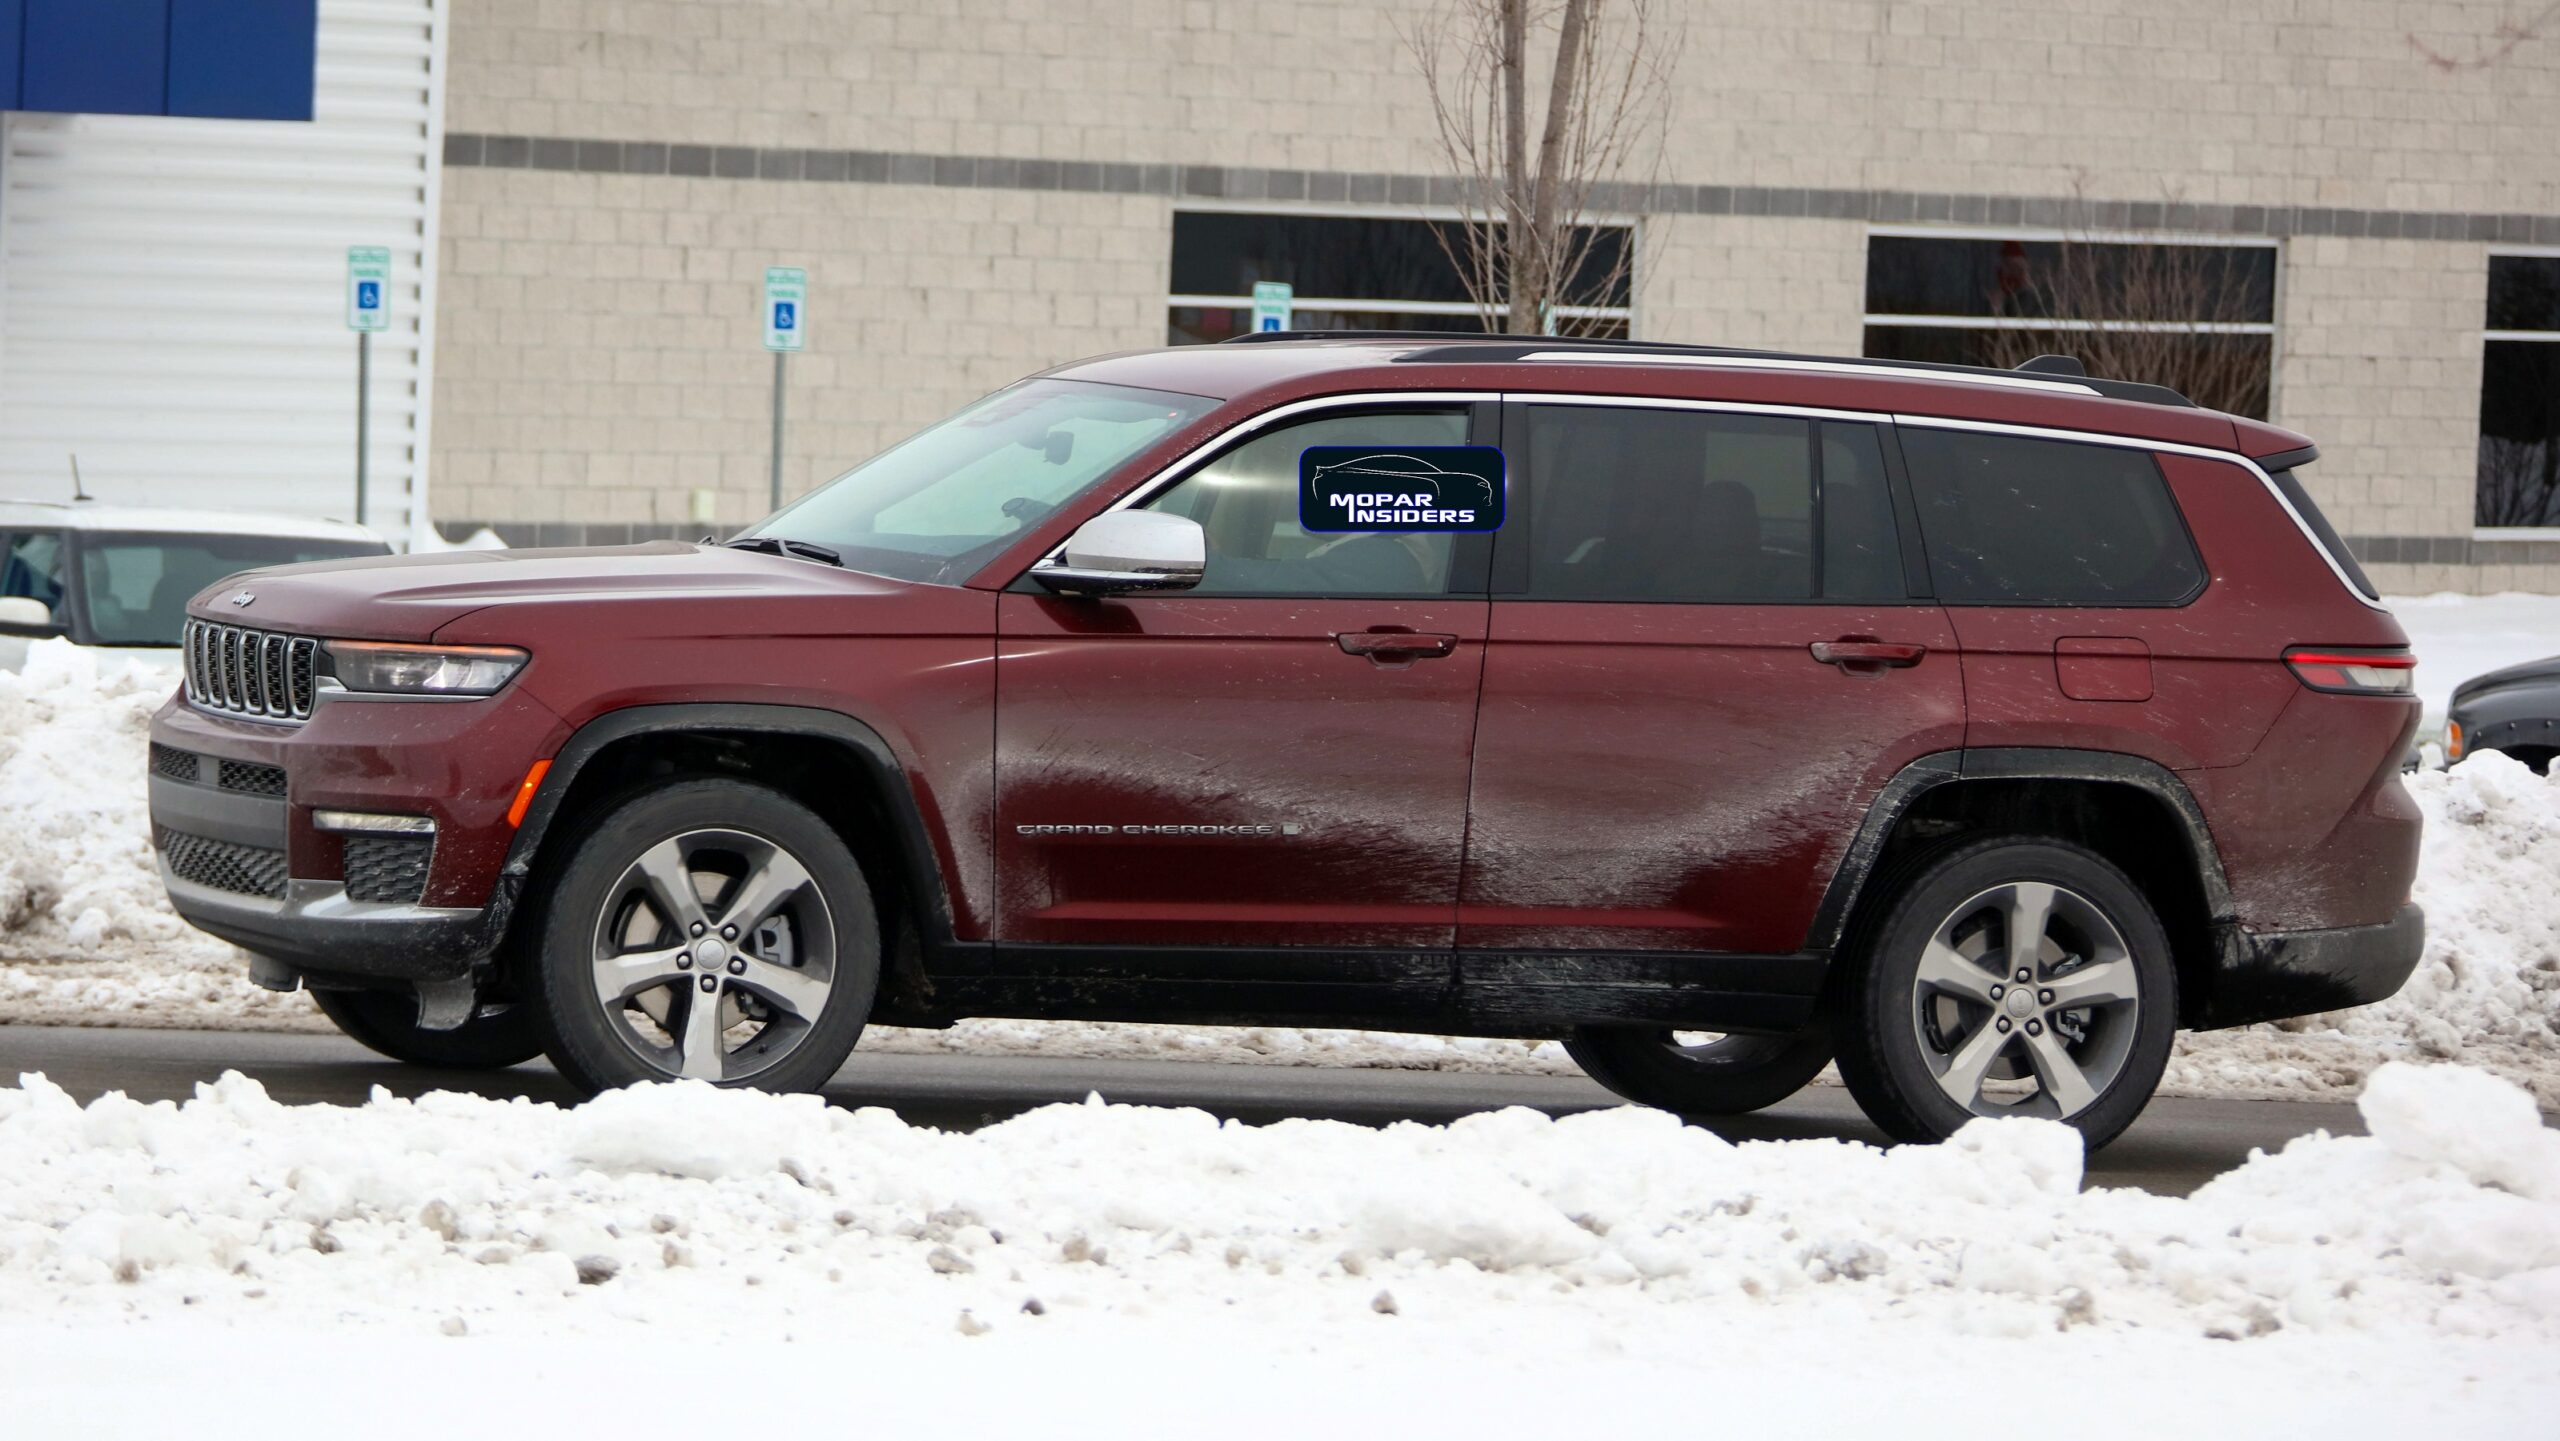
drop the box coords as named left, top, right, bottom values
left=994, top=401, right=1496, bottom=951
left=1459, top=400, right=1964, bottom=957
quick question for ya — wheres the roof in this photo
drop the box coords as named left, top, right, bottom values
left=1047, top=335, right=2312, bottom=459
left=0, top=500, right=386, bottom=544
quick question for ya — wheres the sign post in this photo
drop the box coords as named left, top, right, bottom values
left=346, top=246, right=391, bottom=526
left=763, top=266, right=807, bottom=512
left=1251, top=280, right=1293, bottom=334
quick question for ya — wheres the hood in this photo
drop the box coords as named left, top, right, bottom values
left=186, top=542, right=933, bottom=643
left=2451, top=653, right=2560, bottom=708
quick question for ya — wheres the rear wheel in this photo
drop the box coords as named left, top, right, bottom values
left=1565, top=1027, right=1833, bottom=1115
left=532, top=779, right=881, bottom=1095
left=1834, top=837, right=2175, bottom=1150
left=309, top=987, right=545, bottom=1070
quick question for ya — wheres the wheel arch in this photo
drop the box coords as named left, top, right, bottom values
left=489, top=703, right=964, bottom=1016
left=1814, top=749, right=2234, bottom=1028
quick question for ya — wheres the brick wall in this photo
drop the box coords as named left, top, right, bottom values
left=429, top=1, right=2560, bottom=590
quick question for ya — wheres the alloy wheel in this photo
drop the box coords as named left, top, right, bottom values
left=588, top=826, right=837, bottom=1083
left=1907, top=880, right=2142, bottom=1121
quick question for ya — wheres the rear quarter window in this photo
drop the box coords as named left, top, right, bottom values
left=1897, top=429, right=2204, bottom=606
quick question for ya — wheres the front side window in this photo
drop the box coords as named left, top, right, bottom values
left=2479, top=255, right=2560, bottom=528
left=1145, top=408, right=1470, bottom=596
left=1898, top=429, right=2203, bottom=606
left=749, top=379, right=1218, bottom=585
left=77, top=533, right=387, bottom=646
left=1521, top=408, right=1910, bottom=603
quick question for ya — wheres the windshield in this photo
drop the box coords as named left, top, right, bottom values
left=741, top=378, right=1217, bottom=584
left=77, top=533, right=388, bottom=646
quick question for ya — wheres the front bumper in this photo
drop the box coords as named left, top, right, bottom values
left=158, top=866, right=508, bottom=986
left=2196, top=902, right=2426, bottom=1030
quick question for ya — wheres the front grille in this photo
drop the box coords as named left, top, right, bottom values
left=183, top=621, right=318, bottom=723
left=158, top=828, right=288, bottom=899
left=149, top=744, right=199, bottom=783
left=216, top=759, right=288, bottom=798
left=343, top=835, right=433, bottom=905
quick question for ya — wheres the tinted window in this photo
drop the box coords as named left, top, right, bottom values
left=78, top=533, right=387, bottom=645
left=1898, top=430, right=2203, bottom=606
left=1821, top=423, right=1908, bottom=602
left=1523, top=408, right=1913, bottom=603
left=1145, top=408, right=1468, bottom=596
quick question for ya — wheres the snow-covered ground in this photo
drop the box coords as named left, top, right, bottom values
left=1, top=1060, right=2556, bottom=1436
left=2, top=594, right=2555, bottom=1104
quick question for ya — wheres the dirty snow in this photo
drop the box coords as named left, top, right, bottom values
left=2, top=601, right=2555, bottom=1104
left=0, top=1060, right=2554, bottom=1436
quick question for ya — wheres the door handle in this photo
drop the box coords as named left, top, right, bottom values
left=1810, top=639, right=1927, bottom=669
left=1337, top=629, right=1460, bottom=660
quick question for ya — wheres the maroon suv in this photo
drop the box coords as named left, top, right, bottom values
left=147, top=336, right=2425, bottom=1147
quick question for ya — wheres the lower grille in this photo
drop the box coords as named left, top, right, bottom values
left=217, top=759, right=288, bottom=798
left=149, top=744, right=199, bottom=783
left=158, top=828, right=288, bottom=899
left=343, top=835, right=433, bottom=905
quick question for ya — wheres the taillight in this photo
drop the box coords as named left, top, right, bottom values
left=2283, top=647, right=2416, bottom=695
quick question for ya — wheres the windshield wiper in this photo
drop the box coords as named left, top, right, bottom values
left=723, top=535, right=843, bottom=567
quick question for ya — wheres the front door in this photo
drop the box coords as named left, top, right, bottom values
left=1460, top=401, right=1965, bottom=957
left=994, top=402, right=1493, bottom=950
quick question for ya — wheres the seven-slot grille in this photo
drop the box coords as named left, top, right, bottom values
left=184, top=621, right=318, bottom=722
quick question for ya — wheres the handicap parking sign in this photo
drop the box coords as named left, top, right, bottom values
left=345, top=246, right=391, bottom=332
left=763, top=267, right=807, bottom=352
left=357, top=281, right=380, bottom=310
left=773, top=301, right=796, bottom=330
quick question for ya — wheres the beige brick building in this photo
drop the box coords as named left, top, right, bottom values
left=426, top=0, right=2560, bottom=593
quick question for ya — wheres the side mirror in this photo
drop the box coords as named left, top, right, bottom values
left=0, top=596, right=61, bottom=634
left=1031, top=511, right=1206, bottom=598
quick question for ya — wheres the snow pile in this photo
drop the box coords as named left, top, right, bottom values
left=0, top=642, right=307, bottom=1030
left=0, top=1062, right=2553, bottom=1422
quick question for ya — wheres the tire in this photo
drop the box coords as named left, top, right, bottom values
left=1565, top=1026, right=1833, bottom=1116
left=531, top=778, right=881, bottom=1096
left=1833, top=836, right=2176, bottom=1150
left=309, top=987, right=546, bottom=1070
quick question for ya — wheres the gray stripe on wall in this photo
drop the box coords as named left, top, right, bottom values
left=443, top=130, right=2560, bottom=244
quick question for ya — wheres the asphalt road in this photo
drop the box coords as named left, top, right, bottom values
left=0, top=1024, right=2387, bottom=1196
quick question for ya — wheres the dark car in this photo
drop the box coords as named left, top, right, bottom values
left=2448, top=655, right=2560, bottom=773
left=145, top=335, right=2425, bottom=1150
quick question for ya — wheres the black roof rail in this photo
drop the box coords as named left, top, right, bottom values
left=1214, top=330, right=2198, bottom=409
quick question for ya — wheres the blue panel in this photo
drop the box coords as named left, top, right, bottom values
left=168, top=0, right=315, bottom=122
left=0, top=0, right=24, bottom=111
left=21, top=0, right=170, bottom=117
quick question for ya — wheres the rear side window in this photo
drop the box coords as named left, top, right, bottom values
left=2267, top=464, right=2379, bottom=602
left=1898, top=429, right=2203, bottom=606
left=1520, top=408, right=1913, bottom=603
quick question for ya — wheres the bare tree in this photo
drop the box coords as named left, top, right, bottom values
left=1403, top=0, right=1676, bottom=336
left=1974, top=220, right=2273, bottom=418
left=2409, top=1, right=2559, bottom=70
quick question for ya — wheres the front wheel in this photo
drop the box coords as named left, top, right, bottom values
left=310, top=986, right=546, bottom=1070
left=1833, top=837, right=2176, bottom=1150
left=1565, top=1027, right=1834, bottom=1115
left=532, top=779, right=881, bottom=1095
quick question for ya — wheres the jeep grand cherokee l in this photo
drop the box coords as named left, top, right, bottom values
left=146, top=336, right=2425, bottom=1148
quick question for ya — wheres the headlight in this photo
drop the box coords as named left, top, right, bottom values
left=323, top=640, right=528, bottom=696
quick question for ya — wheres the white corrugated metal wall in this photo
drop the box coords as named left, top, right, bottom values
left=0, top=0, right=445, bottom=544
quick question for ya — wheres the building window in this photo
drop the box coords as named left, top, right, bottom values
left=1168, top=210, right=1632, bottom=344
left=2480, top=255, right=2560, bottom=529
left=1862, top=232, right=2277, bottom=419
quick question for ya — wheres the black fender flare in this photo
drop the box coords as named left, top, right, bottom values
left=491, top=702, right=964, bottom=959
left=1808, top=747, right=2235, bottom=952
